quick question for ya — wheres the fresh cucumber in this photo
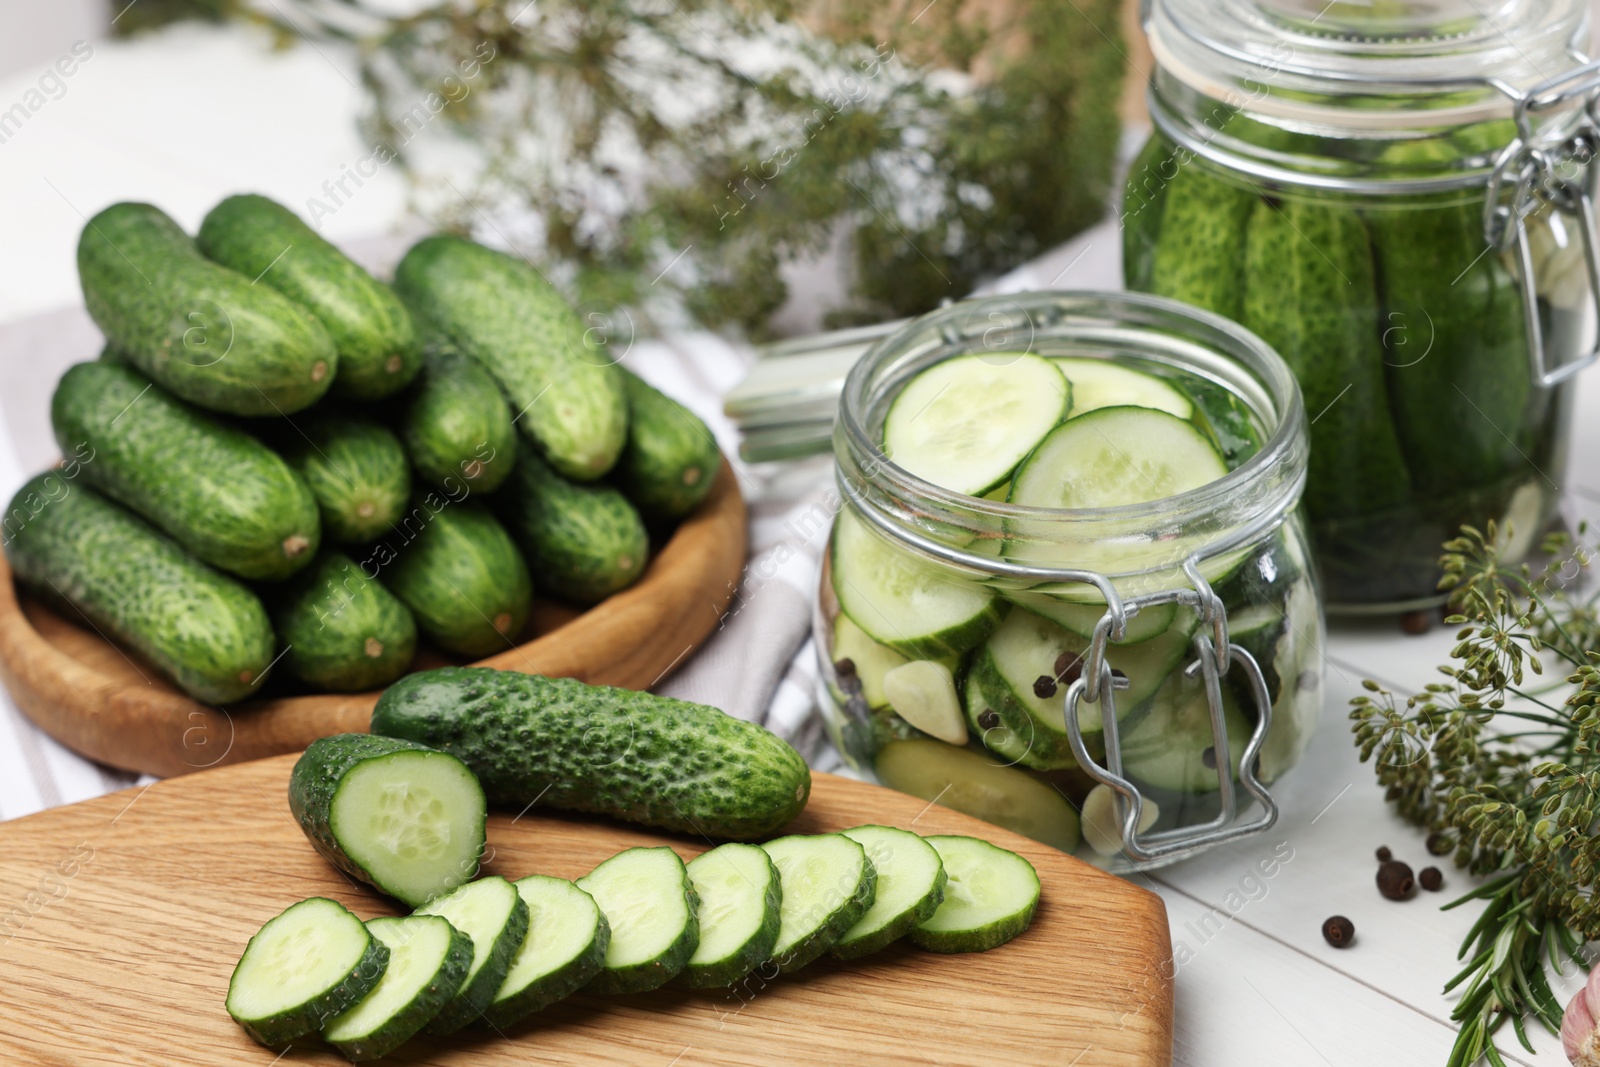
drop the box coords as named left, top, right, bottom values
left=371, top=667, right=811, bottom=840
left=393, top=236, right=628, bottom=481
left=831, top=507, right=1001, bottom=659
left=277, top=415, right=411, bottom=546
left=911, top=836, right=1040, bottom=953
left=398, top=349, right=516, bottom=492
left=577, top=847, right=700, bottom=994
left=830, top=613, right=909, bottom=708
left=322, top=915, right=472, bottom=1061
left=226, top=897, right=389, bottom=1046
left=197, top=194, right=422, bottom=400
left=882, top=352, right=1069, bottom=496
left=1121, top=670, right=1250, bottom=794
left=1008, top=406, right=1228, bottom=511
left=4, top=474, right=275, bottom=704
left=682, top=843, right=782, bottom=988
left=495, top=442, right=648, bottom=605
left=78, top=202, right=337, bottom=416
left=415, top=875, right=531, bottom=1034
left=289, top=734, right=487, bottom=907
left=874, top=740, right=1081, bottom=852
left=484, top=875, right=610, bottom=1027
left=611, top=369, right=722, bottom=523
left=51, top=361, right=321, bottom=581
left=271, top=551, right=417, bottom=692
left=382, top=499, right=532, bottom=658
left=881, top=660, right=967, bottom=745
left=832, top=825, right=947, bottom=959
left=1053, top=357, right=1192, bottom=420
left=761, top=833, right=877, bottom=973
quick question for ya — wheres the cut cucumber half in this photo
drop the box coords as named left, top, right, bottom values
left=831, top=507, right=1001, bottom=659
left=289, top=734, right=487, bottom=908
left=882, top=660, right=968, bottom=745
left=831, top=613, right=909, bottom=708
left=832, top=826, right=947, bottom=959
left=1121, top=671, right=1250, bottom=794
left=414, top=875, right=530, bottom=1034
left=874, top=740, right=1080, bottom=853
left=682, top=843, right=783, bottom=988
left=484, top=876, right=610, bottom=1028
left=1006, top=588, right=1178, bottom=646
left=762, top=833, right=877, bottom=972
left=1009, top=406, right=1227, bottom=511
left=578, top=846, right=700, bottom=994
left=226, top=897, right=390, bottom=1047
left=1053, top=357, right=1192, bottom=420
left=911, top=836, right=1041, bottom=953
left=323, top=915, right=472, bottom=1061
left=883, top=352, right=1069, bottom=495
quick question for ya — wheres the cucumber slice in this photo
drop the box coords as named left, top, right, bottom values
left=484, top=876, right=610, bottom=1027
left=882, top=660, right=968, bottom=745
left=831, top=613, right=909, bottom=707
left=761, top=834, right=878, bottom=972
left=1006, top=588, right=1178, bottom=645
left=289, top=735, right=488, bottom=908
left=831, top=508, right=1000, bottom=658
left=414, top=875, right=530, bottom=1034
left=578, top=846, right=700, bottom=994
left=1183, top=377, right=1261, bottom=469
left=1053, top=357, right=1192, bottom=420
left=1081, top=784, right=1160, bottom=857
left=963, top=669, right=1045, bottom=768
left=832, top=826, right=948, bottom=959
left=911, top=836, right=1041, bottom=953
left=1009, top=406, right=1227, bottom=511
left=874, top=740, right=1080, bottom=853
left=1121, top=670, right=1249, bottom=794
left=323, top=915, right=472, bottom=1061
left=883, top=352, right=1069, bottom=495
left=682, top=843, right=783, bottom=988
left=226, top=897, right=390, bottom=1047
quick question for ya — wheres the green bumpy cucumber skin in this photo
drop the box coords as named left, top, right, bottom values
left=198, top=194, right=422, bottom=401
left=1145, top=162, right=1256, bottom=320
left=1120, top=134, right=1175, bottom=293
left=77, top=202, right=337, bottom=416
left=425, top=888, right=530, bottom=1035
left=278, top=414, right=412, bottom=545
left=380, top=498, right=532, bottom=658
left=392, top=236, right=628, bottom=481
left=52, top=361, right=321, bottom=581
left=4, top=474, right=275, bottom=704
left=398, top=348, right=516, bottom=492
left=611, top=370, right=721, bottom=523
left=326, top=919, right=473, bottom=1062
left=288, top=734, right=486, bottom=902
left=496, top=442, right=648, bottom=605
left=371, top=667, right=813, bottom=840
left=1242, top=196, right=1414, bottom=524
left=271, top=552, right=417, bottom=692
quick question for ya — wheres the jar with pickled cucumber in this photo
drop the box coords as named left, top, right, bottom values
left=816, top=292, right=1321, bottom=872
left=1124, top=0, right=1600, bottom=609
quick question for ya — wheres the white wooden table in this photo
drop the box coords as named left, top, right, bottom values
left=1, top=21, right=1596, bottom=1067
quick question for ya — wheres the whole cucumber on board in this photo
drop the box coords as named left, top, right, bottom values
left=276, top=415, right=411, bottom=545
left=496, top=442, right=648, bottom=605
left=1241, top=196, right=1413, bottom=525
left=271, top=551, right=417, bottom=692
left=77, top=202, right=337, bottom=416
left=398, top=348, right=516, bottom=493
left=380, top=498, right=532, bottom=658
left=197, top=194, right=422, bottom=401
left=3, top=474, right=275, bottom=704
left=610, top=369, right=721, bottom=523
left=50, top=360, right=321, bottom=581
left=371, top=667, right=812, bottom=840
left=392, top=236, right=628, bottom=482
left=1145, top=163, right=1257, bottom=321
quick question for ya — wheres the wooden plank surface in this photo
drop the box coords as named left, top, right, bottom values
left=0, top=756, right=1174, bottom=1067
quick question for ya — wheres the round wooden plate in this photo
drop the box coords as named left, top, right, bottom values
left=0, top=461, right=746, bottom=779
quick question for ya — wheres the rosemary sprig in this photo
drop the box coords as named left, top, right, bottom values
left=1351, top=522, right=1600, bottom=1066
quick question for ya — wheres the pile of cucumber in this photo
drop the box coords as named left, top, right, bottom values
left=229, top=725, right=1039, bottom=1060
left=3, top=194, right=723, bottom=703
left=824, top=351, right=1322, bottom=859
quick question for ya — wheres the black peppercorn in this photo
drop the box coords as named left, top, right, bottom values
left=1420, top=867, right=1443, bottom=892
left=1033, top=675, right=1058, bottom=699
left=977, top=709, right=1000, bottom=730
left=1053, top=651, right=1083, bottom=685
left=1377, top=860, right=1415, bottom=901
left=1201, top=747, right=1217, bottom=770
left=1376, top=846, right=1392, bottom=863
left=838, top=671, right=863, bottom=695
left=1426, top=831, right=1453, bottom=856
left=834, top=657, right=857, bottom=677
left=1399, top=610, right=1431, bottom=635
left=1322, top=915, right=1354, bottom=948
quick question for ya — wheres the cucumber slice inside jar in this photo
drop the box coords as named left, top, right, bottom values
left=322, top=915, right=472, bottom=1060
left=1121, top=670, right=1251, bottom=794
left=911, top=836, right=1041, bottom=953
left=873, top=739, right=1080, bottom=852
left=831, top=508, right=1001, bottom=658
left=831, top=613, right=909, bottom=708
left=1006, top=588, right=1179, bottom=645
left=1052, top=357, right=1193, bottom=420
left=833, top=825, right=948, bottom=960
left=762, top=833, right=877, bottom=972
left=1008, top=406, right=1229, bottom=511
left=882, top=352, right=1069, bottom=496
left=682, top=843, right=782, bottom=989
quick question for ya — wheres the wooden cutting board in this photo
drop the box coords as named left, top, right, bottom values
left=0, top=755, right=1174, bottom=1067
